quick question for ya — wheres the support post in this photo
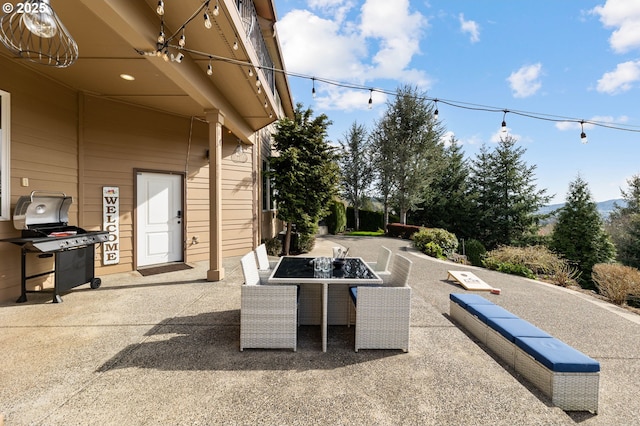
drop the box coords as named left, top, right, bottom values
left=205, top=109, right=225, bottom=281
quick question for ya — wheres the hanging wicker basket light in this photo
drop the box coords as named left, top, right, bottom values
left=0, top=0, right=78, bottom=67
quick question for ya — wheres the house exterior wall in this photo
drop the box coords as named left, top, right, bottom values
left=0, top=55, right=258, bottom=303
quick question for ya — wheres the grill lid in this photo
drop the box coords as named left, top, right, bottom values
left=13, top=191, right=72, bottom=230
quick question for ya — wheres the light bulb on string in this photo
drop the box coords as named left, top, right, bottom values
left=312, top=78, right=316, bottom=98
left=368, top=89, right=373, bottom=109
left=248, top=68, right=254, bottom=77
left=580, top=121, right=588, bottom=144
left=213, top=1, right=220, bottom=16
left=204, top=11, right=212, bottom=29
left=156, top=0, right=164, bottom=15
left=433, top=99, right=439, bottom=120
left=207, top=58, right=213, bottom=76
left=256, top=76, right=261, bottom=87
left=179, top=30, right=186, bottom=47
left=233, top=38, right=239, bottom=50
left=501, top=110, right=508, bottom=133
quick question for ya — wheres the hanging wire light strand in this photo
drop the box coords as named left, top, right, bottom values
left=137, top=1, right=640, bottom=135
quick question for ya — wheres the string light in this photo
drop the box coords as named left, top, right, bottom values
left=139, top=1, right=640, bottom=136
left=501, top=110, right=508, bottom=133
left=312, top=78, right=316, bottom=98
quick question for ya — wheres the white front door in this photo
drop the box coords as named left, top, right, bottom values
left=136, top=172, right=183, bottom=267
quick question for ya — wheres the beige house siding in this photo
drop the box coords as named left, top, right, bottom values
left=0, top=55, right=259, bottom=303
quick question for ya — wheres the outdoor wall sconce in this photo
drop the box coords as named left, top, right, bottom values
left=231, top=139, right=248, bottom=163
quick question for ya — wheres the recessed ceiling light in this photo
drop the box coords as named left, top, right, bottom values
left=120, top=74, right=135, bottom=81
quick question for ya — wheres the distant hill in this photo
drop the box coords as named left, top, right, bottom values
left=539, top=199, right=626, bottom=219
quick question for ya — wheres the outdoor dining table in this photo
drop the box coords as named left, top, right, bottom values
left=268, top=256, right=383, bottom=352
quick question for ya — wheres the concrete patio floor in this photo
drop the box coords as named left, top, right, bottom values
left=1, top=235, right=639, bottom=425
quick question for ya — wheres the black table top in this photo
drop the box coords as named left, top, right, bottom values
left=269, top=256, right=380, bottom=282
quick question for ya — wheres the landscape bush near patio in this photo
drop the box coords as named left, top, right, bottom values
left=592, top=263, right=640, bottom=305
left=412, top=227, right=458, bottom=257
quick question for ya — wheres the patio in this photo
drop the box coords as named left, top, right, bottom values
left=1, top=236, right=639, bottom=425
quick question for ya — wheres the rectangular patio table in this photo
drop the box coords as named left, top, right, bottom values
left=268, top=256, right=382, bottom=352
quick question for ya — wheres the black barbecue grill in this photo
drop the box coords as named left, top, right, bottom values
left=0, top=191, right=109, bottom=303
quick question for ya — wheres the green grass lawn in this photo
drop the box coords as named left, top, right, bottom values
left=345, top=230, right=385, bottom=237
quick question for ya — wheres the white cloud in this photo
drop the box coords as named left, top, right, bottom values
left=556, top=115, right=628, bottom=131
left=276, top=0, right=431, bottom=96
left=507, top=63, right=543, bottom=98
left=490, top=128, right=522, bottom=143
left=458, top=13, right=480, bottom=43
left=591, top=0, right=640, bottom=53
left=277, top=10, right=367, bottom=80
left=596, top=60, right=640, bottom=94
left=314, top=86, right=388, bottom=112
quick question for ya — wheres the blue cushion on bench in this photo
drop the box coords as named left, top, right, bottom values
left=449, top=293, right=494, bottom=309
left=466, top=303, right=518, bottom=323
left=515, top=337, right=600, bottom=373
left=486, top=317, right=552, bottom=342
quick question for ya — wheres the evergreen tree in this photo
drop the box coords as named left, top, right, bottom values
left=551, top=176, right=616, bottom=289
left=606, top=174, right=640, bottom=268
left=469, top=135, right=551, bottom=249
left=370, top=85, right=444, bottom=224
left=270, top=103, right=340, bottom=254
left=338, top=122, right=374, bottom=231
left=412, top=136, right=475, bottom=239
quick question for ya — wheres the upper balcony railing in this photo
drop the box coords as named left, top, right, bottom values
left=236, top=0, right=275, bottom=97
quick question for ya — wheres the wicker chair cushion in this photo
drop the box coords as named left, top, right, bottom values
left=515, top=336, right=600, bottom=373
left=486, top=317, right=552, bottom=342
left=449, top=293, right=495, bottom=309
left=466, top=303, right=519, bottom=323
left=349, top=286, right=383, bottom=305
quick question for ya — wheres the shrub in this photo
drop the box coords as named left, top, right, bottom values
left=387, top=223, right=422, bottom=239
left=592, top=263, right=640, bottom=305
left=297, top=233, right=316, bottom=254
left=483, top=245, right=565, bottom=276
left=422, top=241, right=444, bottom=258
left=483, top=258, right=536, bottom=279
left=412, top=227, right=458, bottom=257
left=263, top=237, right=282, bottom=256
left=549, top=261, right=581, bottom=287
left=464, top=239, right=486, bottom=267
left=325, top=200, right=347, bottom=234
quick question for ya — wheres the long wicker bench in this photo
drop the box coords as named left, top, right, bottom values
left=449, top=293, right=599, bottom=413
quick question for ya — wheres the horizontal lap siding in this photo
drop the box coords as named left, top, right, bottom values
left=0, top=55, right=78, bottom=301
left=81, top=96, right=214, bottom=273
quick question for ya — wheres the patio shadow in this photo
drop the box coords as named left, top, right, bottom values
left=97, top=310, right=401, bottom=373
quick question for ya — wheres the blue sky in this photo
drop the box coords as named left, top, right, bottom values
left=273, top=0, right=640, bottom=204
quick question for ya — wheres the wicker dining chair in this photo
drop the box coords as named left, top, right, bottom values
left=255, top=243, right=278, bottom=283
left=239, top=252, right=298, bottom=352
left=366, top=246, right=392, bottom=273
left=350, top=254, right=413, bottom=352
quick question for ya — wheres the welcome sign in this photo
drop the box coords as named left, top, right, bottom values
left=103, top=187, right=120, bottom=265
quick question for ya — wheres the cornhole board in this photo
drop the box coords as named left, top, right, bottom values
left=447, top=270, right=495, bottom=291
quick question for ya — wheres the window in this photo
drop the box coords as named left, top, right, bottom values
left=0, top=90, right=10, bottom=220
left=262, top=159, right=275, bottom=211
